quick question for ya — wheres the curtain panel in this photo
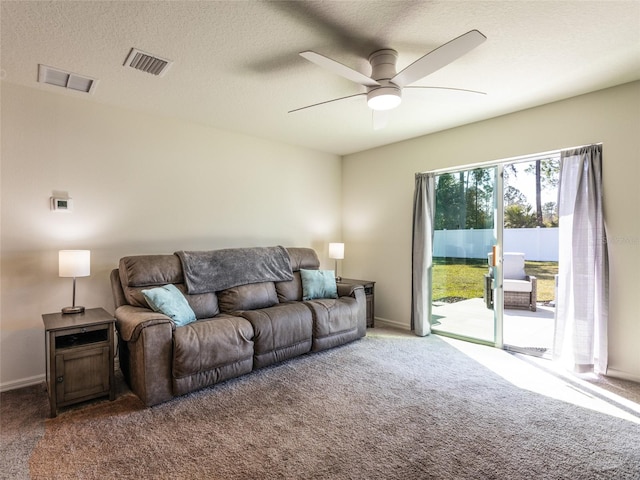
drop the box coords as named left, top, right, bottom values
left=412, top=173, right=435, bottom=336
left=554, top=144, right=608, bottom=373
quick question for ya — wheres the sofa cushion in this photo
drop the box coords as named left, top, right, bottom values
left=120, top=255, right=183, bottom=307
left=142, top=284, right=197, bottom=327
left=276, top=271, right=303, bottom=303
left=119, top=255, right=219, bottom=318
left=275, top=248, right=321, bottom=302
left=183, top=287, right=220, bottom=320
left=120, top=254, right=184, bottom=287
left=286, top=247, right=320, bottom=271
left=172, top=315, right=254, bottom=379
left=305, top=297, right=360, bottom=352
left=217, top=282, right=278, bottom=313
left=241, top=303, right=312, bottom=368
left=300, top=269, right=338, bottom=300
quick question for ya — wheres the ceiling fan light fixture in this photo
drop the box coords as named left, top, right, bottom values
left=367, top=87, right=401, bottom=111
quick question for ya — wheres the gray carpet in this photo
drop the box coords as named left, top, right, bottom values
left=2, top=328, right=639, bottom=479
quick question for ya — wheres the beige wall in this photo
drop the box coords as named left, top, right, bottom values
left=0, top=82, right=342, bottom=389
left=342, top=81, right=640, bottom=381
left=2, top=81, right=638, bottom=389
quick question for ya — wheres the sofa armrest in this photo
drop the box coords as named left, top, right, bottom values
left=115, top=305, right=175, bottom=406
left=337, top=283, right=362, bottom=298
left=336, top=284, right=366, bottom=337
left=115, top=305, right=174, bottom=342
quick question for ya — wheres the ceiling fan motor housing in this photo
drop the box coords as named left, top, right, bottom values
left=368, top=49, right=399, bottom=81
left=367, top=49, right=401, bottom=110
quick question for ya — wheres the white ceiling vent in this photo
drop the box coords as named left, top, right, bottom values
left=124, top=48, right=172, bottom=77
left=38, top=65, right=97, bottom=94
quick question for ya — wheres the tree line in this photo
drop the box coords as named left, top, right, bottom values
left=434, top=158, right=559, bottom=230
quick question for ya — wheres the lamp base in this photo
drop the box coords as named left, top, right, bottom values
left=62, top=305, right=85, bottom=314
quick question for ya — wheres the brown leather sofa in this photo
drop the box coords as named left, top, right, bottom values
left=110, top=247, right=366, bottom=406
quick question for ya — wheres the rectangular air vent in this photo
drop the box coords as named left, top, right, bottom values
left=38, top=65, right=97, bottom=94
left=124, top=48, right=172, bottom=77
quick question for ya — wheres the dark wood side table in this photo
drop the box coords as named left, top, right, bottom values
left=338, top=278, right=375, bottom=328
left=42, top=307, right=115, bottom=417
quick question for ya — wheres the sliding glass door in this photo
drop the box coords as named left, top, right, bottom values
left=430, top=157, right=558, bottom=356
left=501, top=157, right=559, bottom=356
left=430, top=166, right=498, bottom=344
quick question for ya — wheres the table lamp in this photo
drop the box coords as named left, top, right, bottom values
left=328, top=243, right=344, bottom=281
left=59, top=250, right=90, bottom=314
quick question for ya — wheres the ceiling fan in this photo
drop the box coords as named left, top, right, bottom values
left=290, top=30, right=487, bottom=129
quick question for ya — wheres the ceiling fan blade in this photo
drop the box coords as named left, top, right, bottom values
left=300, top=51, right=381, bottom=87
left=372, top=109, right=390, bottom=130
left=404, top=86, right=486, bottom=95
left=391, top=30, right=486, bottom=88
left=288, top=93, right=366, bottom=113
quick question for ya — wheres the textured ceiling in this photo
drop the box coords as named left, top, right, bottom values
left=2, top=1, right=640, bottom=155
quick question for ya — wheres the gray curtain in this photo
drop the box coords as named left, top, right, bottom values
left=412, top=173, right=435, bottom=336
left=554, top=144, right=608, bottom=373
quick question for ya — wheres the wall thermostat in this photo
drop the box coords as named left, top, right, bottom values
left=51, top=197, right=73, bottom=212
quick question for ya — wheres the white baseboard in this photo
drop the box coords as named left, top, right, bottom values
left=0, top=374, right=45, bottom=393
left=373, top=317, right=411, bottom=331
left=607, top=368, right=640, bottom=383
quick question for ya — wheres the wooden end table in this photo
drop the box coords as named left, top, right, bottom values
left=42, top=307, right=115, bottom=417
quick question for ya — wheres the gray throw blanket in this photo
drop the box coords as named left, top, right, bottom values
left=176, top=246, right=293, bottom=294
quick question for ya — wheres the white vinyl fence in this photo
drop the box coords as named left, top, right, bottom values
left=433, top=228, right=559, bottom=261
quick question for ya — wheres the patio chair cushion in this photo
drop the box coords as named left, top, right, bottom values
left=503, top=253, right=527, bottom=280
left=504, top=279, right=532, bottom=293
left=488, top=252, right=527, bottom=280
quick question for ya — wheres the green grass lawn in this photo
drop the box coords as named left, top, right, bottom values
left=432, top=257, right=558, bottom=303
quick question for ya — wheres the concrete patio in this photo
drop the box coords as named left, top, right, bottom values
left=431, top=297, right=555, bottom=354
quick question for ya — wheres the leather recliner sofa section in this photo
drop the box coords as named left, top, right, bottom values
left=110, top=247, right=366, bottom=406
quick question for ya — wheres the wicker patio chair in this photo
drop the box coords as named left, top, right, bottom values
left=484, top=252, right=537, bottom=312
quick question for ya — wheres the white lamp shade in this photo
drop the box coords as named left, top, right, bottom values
left=328, top=243, right=344, bottom=260
left=59, top=250, right=91, bottom=278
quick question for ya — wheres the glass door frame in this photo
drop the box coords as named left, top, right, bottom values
left=494, top=163, right=504, bottom=349
left=429, top=163, right=504, bottom=348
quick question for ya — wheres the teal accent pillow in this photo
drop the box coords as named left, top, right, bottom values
left=300, top=269, right=338, bottom=301
left=142, top=284, right=196, bottom=327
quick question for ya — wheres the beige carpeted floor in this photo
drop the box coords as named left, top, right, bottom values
left=2, top=328, right=639, bottom=479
